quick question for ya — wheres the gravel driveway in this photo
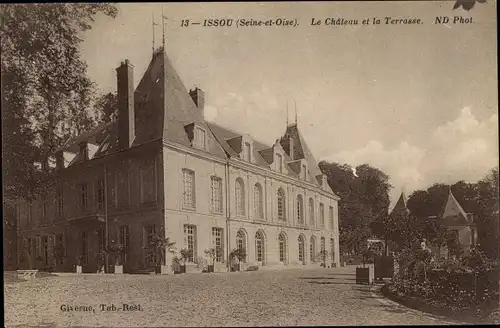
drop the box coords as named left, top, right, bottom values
left=4, top=266, right=462, bottom=327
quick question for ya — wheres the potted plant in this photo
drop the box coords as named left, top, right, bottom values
left=109, top=244, right=125, bottom=274
left=179, top=248, right=192, bottom=273
left=229, top=248, right=247, bottom=272
left=204, top=247, right=222, bottom=273
left=317, top=250, right=329, bottom=268
left=76, top=255, right=84, bottom=273
left=148, top=234, right=176, bottom=275
left=95, top=250, right=107, bottom=273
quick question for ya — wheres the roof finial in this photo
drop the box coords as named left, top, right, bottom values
left=286, top=100, right=289, bottom=126
left=294, top=100, right=298, bottom=125
left=162, top=5, right=167, bottom=49
left=152, top=12, right=158, bottom=57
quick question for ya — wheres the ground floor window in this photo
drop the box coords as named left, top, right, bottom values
left=330, top=238, right=335, bottom=262
left=212, top=227, right=223, bottom=262
left=310, top=237, right=316, bottom=263
left=184, top=224, right=197, bottom=262
left=81, top=231, right=88, bottom=265
left=255, top=231, right=265, bottom=263
left=298, top=236, right=305, bottom=263
left=56, top=233, right=65, bottom=264
left=145, top=225, right=156, bottom=265
left=278, top=233, right=286, bottom=263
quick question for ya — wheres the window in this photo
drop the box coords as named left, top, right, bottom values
left=35, top=236, right=41, bottom=258
left=119, top=226, right=130, bottom=264
left=42, top=236, right=49, bottom=265
left=55, top=187, right=63, bottom=218
left=117, top=169, right=130, bottom=207
left=235, top=178, right=245, bottom=216
left=253, top=184, right=263, bottom=219
left=212, top=228, right=223, bottom=262
left=298, top=235, right=305, bottom=263
left=330, top=238, right=335, bottom=262
left=329, top=206, right=334, bottom=230
left=278, top=233, right=286, bottom=263
left=80, top=183, right=88, bottom=213
left=140, top=160, right=156, bottom=203
left=310, top=236, right=316, bottom=262
left=194, top=127, right=206, bottom=150
left=81, top=231, right=88, bottom=265
left=276, top=153, right=283, bottom=173
left=236, top=230, right=246, bottom=261
left=56, top=234, right=65, bottom=264
left=302, top=164, right=307, bottom=180
left=255, top=231, right=265, bottom=263
left=308, top=198, right=315, bottom=226
left=27, top=203, right=33, bottom=225
left=319, top=203, right=325, bottom=227
left=42, top=194, right=48, bottom=220
left=210, top=176, right=223, bottom=213
left=321, top=237, right=326, bottom=252
left=111, top=172, right=118, bottom=207
left=277, top=188, right=286, bottom=221
left=182, top=169, right=196, bottom=209
left=244, top=142, right=251, bottom=162
left=97, top=228, right=105, bottom=252
left=184, top=224, right=197, bottom=262
left=96, top=178, right=105, bottom=211
left=145, top=225, right=156, bottom=265
left=297, top=195, right=304, bottom=224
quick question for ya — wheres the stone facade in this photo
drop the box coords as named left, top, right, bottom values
left=14, top=47, right=340, bottom=273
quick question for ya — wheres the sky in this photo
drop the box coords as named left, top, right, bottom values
left=80, top=2, right=498, bottom=207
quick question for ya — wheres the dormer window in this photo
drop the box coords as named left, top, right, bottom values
left=243, top=142, right=251, bottom=162
left=194, top=127, right=206, bottom=150
left=276, top=153, right=283, bottom=173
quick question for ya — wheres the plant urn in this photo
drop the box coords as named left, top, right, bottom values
left=160, top=265, right=171, bottom=275
left=76, top=265, right=83, bottom=274
left=180, top=265, right=186, bottom=274
left=208, top=264, right=215, bottom=273
left=114, top=265, right=123, bottom=274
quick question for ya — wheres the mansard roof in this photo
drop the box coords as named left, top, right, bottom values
left=442, top=189, right=473, bottom=226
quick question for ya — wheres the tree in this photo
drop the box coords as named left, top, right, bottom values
left=319, top=161, right=392, bottom=255
left=475, top=168, right=499, bottom=259
left=1, top=4, right=118, bottom=205
left=94, top=92, right=118, bottom=124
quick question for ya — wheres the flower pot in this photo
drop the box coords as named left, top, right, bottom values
left=76, top=265, right=83, bottom=274
left=180, top=265, right=186, bottom=274
left=207, top=265, right=215, bottom=273
left=356, top=267, right=372, bottom=285
left=114, top=265, right=123, bottom=274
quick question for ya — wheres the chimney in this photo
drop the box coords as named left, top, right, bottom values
left=79, top=141, right=88, bottom=161
left=189, top=87, right=205, bottom=118
left=55, top=151, right=64, bottom=170
left=116, top=59, right=135, bottom=149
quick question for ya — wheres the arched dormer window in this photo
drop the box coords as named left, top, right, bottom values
left=277, top=188, right=286, bottom=221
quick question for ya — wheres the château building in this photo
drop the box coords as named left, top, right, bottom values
left=14, top=47, right=340, bottom=273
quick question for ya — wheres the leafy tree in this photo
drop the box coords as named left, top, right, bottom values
left=319, top=161, right=391, bottom=255
left=1, top=4, right=118, bottom=206
left=94, top=92, right=118, bottom=124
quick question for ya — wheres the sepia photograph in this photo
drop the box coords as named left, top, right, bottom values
left=2, top=1, right=498, bottom=326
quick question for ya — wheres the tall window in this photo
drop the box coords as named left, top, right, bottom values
left=194, top=127, right=206, bottom=150
left=27, top=203, right=33, bottom=225
left=302, top=164, right=307, bottom=180
left=184, top=224, right=197, bottom=262
left=321, top=237, right=326, bottom=252
left=310, top=236, right=316, bottom=262
left=255, top=231, right=265, bottom=263
left=182, top=169, right=196, bottom=209
left=298, top=235, right=305, bottom=263
left=111, top=172, right=118, bottom=207
left=319, top=203, right=325, bottom=227
left=253, top=184, right=263, bottom=219
left=96, top=178, right=105, bottom=211
left=35, top=236, right=41, bottom=258
left=277, top=188, right=286, bottom=221
left=117, top=167, right=130, bottom=207
left=308, top=198, right=315, bottom=226
left=329, top=206, right=334, bottom=230
left=236, top=230, right=246, bottom=261
left=140, top=160, right=156, bottom=203
left=244, top=142, right=251, bottom=162
left=145, top=225, right=156, bottom=265
left=119, top=225, right=130, bottom=264
left=42, top=236, right=49, bottom=265
left=55, top=188, right=63, bottom=218
left=80, top=183, right=88, bottom=213
left=212, top=228, right=223, bottom=262
left=56, top=234, right=65, bottom=264
left=81, top=231, right=88, bottom=264
left=235, top=178, right=245, bottom=216
left=330, top=238, right=335, bottom=262
left=276, top=153, right=283, bottom=173
left=42, top=194, right=48, bottom=220
left=278, top=233, right=286, bottom=263
left=297, top=195, right=304, bottom=224
left=210, top=176, right=223, bottom=213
